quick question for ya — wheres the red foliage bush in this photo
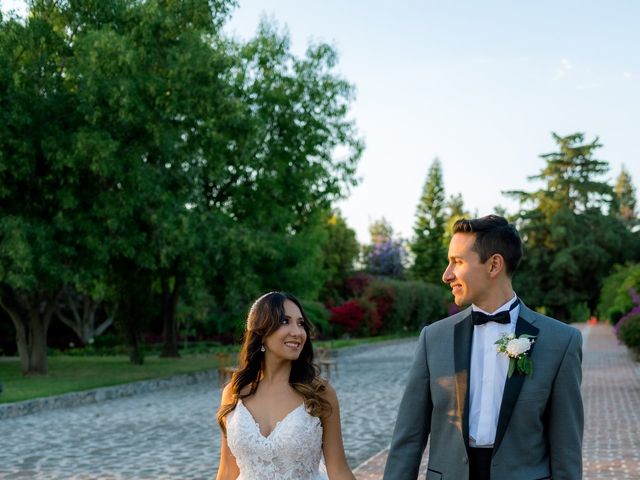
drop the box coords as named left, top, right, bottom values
left=330, top=300, right=364, bottom=334
left=344, top=272, right=374, bottom=298
left=364, top=282, right=396, bottom=333
left=330, top=298, right=380, bottom=336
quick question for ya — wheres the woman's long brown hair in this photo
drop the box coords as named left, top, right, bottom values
left=217, top=292, right=331, bottom=434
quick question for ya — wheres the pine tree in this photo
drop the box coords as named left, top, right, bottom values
left=410, top=158, right=447, bottom=284
left=511, top=133, right=613, bottom=217
left=615, top=165, right=638, bottom=226
left=505, top=133, right=639, bottom=321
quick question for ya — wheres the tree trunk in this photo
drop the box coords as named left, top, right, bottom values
left=160, top=273, right=181, bottom=358
left=56, top=287, right=113, bottom=344
left=112, top=261, right=146, bottom=365
left=121, top=296, right=144, bottom=365
left=0, top=287, right=57, bottom=375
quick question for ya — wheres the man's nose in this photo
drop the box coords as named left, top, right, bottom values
left=442, top=264, right=453, bottom=284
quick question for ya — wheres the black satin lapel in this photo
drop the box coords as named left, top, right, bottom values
left=493, top=316, right=540, bottom=455
left=454, top=315, right=473, bottom=452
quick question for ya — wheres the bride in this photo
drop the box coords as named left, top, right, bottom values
left=216, top=291, right=355, bottom=480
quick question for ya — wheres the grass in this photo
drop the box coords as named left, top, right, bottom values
left=0, top=333, right=415, bottom=404
left=314, top=332, right=412, bottom=349
left=0, top=355, right=217, bottom=404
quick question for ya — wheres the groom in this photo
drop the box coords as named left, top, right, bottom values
left=383, top=215, right=583, bottom=480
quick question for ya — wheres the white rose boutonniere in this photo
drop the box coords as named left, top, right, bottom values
left=495, top=333, right=536, bottom=378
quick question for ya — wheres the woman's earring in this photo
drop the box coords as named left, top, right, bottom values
left=260, top=344, right=266, bottom=353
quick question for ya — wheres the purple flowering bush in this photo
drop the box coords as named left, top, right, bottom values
left=615, top=287, right=640, bottom=355
left=365, top=239, right=407, bottom=278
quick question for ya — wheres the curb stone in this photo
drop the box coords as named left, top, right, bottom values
left=0, top=337, right=416, bottom=420
left=0, top=369, right=217, bottom=420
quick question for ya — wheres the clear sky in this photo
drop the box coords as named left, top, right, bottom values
left=4, top=0, right=639, bottom=243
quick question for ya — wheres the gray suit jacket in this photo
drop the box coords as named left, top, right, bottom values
left=383, top=302, right=583, bottom=480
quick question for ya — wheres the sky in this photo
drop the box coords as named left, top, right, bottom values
left=3, top=0, right=639, bottom=242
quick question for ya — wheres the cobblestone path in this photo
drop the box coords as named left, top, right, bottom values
left=0, top=340, right=415, bottom=479
left=2, top=324, right=636, bottom=479
left=353, top=323, right=640, bottom=479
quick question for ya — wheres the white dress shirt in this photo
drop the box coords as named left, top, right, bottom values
left=468, top=294, right=520, bottom=447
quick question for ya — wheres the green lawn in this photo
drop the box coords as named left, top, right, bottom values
left=0, top=355, right=217, bottom=404
left=0, top=334, right=412, bottom=404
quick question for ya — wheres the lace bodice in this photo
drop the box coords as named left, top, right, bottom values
left=226, top=400, right=328, bottom=480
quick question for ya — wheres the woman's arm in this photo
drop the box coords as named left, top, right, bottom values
left=321, top=382, right=356, bottom=480
left=216, top=385, right=240, bottom=480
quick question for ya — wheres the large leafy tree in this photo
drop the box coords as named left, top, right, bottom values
left=410, top=158, right=447, bottom=284
left=0, top=5, right=86, bottom=374
left=46, top=0, right=237, bottom=362
left=200, top=21, right=363, bottom=322
left=506, top=133, right=640, bottom=321
left=0, top=2, right=362, bottom=370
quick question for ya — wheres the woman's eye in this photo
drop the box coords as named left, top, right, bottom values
left=280, top=318, right=289, bottom=325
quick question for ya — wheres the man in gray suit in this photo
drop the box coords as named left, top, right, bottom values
left=384, top=215, right=583, bottom=480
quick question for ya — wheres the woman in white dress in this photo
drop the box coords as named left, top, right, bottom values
left=216, top=292, right=355, bottom=480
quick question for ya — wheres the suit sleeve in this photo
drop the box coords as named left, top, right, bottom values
left=548, top=328, right=584, bottom=480
left=383, top=326, right=432, bottom=480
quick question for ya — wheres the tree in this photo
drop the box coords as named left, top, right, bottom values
left=319, top=210, right=360, bottom=304
left=0, top=6, right=83, bottom=374
left=443, top=193, right=470, bottom=247
left=54, top=286, right=115, bottom=344
left=615, top=165, right=637, bottom=227
left=364, top=219, right=406, bottom=278
left=505, top=132, right=640, bottom=321
left=509, top=133, right=613, bottom=218
left=410, top=158, right=447, bottom=284
left=0, top=2, right=362, bottom=370
left=198, top=20, right=363, bottom=325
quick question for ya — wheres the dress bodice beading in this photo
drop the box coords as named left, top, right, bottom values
left=226, top=400, right=328, bottom=480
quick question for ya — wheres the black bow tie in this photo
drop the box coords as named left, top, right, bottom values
left=471, top=298, right=520, bottom=326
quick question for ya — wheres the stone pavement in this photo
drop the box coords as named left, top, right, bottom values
left=352, top=323, right=640, bottom=479
left=0, top=324, right=638, bottom=479
left=0, top=340, right=415, bottom=479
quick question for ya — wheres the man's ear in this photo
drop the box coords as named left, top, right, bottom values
left=488, top=254, right=505, bottom=277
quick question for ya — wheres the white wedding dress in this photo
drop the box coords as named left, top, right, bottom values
left=226, top=400, right=329, bottom=480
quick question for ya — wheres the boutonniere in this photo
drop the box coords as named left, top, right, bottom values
left=495, top=333, right=536, bottom=378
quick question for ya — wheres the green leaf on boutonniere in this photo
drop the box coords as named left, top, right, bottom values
left=507, top=358, right=516, bottom=378
left=517, top=356, right=533, bottom=376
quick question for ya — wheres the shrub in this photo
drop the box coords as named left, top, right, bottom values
left=619, top=314, right=640, bottom=356
left=344, top=272, right=374, bottom=298
left=568, top=302, right=591, bottom=323
left=329, top=298, right=379, bottom=337
left=597, top=264, right=635, bottom=321
left=301, top=300, right=331, bottom=338
left=383, top=280, right=447, bottom=334
left=363, top=280, right=396, bottom=327
left=614, top=287, right=640, bottom=340
left=607, top=264, right=640, bottom=322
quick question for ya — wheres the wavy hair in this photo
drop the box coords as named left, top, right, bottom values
left=217, top=292, right=331, bottom=434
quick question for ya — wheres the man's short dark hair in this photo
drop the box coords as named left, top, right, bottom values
left=452, top=214, right=523, bottom=276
